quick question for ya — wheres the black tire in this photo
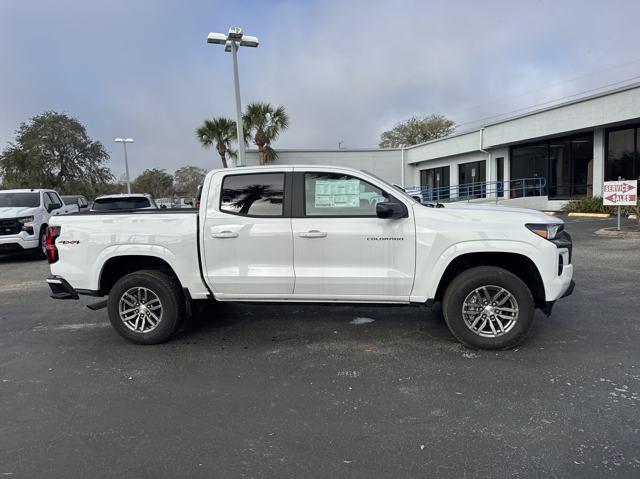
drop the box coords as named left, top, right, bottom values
left=34, top=226, right=47, bottom=259
left=442, top=266, right=535, bottom=350
left=107, top=270, right=184, bottom=345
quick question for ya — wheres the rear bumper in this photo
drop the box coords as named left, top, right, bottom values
left=46, top=276, right=79, bottom=300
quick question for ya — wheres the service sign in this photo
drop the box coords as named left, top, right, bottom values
left=603, top=180, right=637, bottom=206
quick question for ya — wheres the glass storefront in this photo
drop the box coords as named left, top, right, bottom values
left=510, top=133, right=593, bottom=199
left=606, top=125, right=640, bottom=182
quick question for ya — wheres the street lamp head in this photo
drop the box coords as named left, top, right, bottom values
left=227, top=26, right=243, bottom=40
left=115, top=138, right=134, bottom=143
left=239, top=35, right=259, bottom=47
left=207, top=32, right=227, bottom=44
left=208, top=27, right=259, bottom=50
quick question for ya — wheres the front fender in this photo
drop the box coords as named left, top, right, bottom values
left=410, top=239, right=554, bottom=302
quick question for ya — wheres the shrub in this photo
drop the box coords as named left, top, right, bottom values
left=563, top=196, right=639, bottom=222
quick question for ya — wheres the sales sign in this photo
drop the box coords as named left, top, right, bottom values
left=603, top=180, right=637, bottom=206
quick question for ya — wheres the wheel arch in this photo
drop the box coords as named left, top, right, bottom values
left=434, top=252, right=546, bottom=309
left=98, top=255, right=183, bottom=296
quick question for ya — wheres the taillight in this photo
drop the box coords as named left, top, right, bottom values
left=195, top=200, right=200, bottom=209
left=45, top=226, right=61, bottom=263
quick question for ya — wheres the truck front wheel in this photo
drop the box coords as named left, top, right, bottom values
left=442, top=266, right=535, bottom=350
left=107, top=270, right=184, bottom=344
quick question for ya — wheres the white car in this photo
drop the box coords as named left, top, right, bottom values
left=0, top=189, right=78, bottom=257
left=90, top=193, right=158, bottom=212
left=45, top=166, right=574, bottom=349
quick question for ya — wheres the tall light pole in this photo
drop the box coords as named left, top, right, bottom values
left=115, top=138, right=134, bottom=193
left=207, top=27, right=259, bottom=167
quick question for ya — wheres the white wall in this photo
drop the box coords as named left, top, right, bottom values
left=593, top=128, right=605, bottom=197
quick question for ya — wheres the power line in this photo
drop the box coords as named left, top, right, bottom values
left=455, top=74, right=640, bottom=129
left=454, top=57, right=640, bottom=115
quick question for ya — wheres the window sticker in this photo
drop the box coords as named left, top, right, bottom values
left=314, top=179, right=361, bottom=208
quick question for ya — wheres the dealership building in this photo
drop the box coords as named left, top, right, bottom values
left=247, top=82, right=640, bottom=209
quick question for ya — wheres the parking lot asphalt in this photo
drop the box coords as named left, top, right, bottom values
left=1, top=215, right=639, bottom=478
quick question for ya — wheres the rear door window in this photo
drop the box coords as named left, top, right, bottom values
left=220, top=173, right=285, bottom=217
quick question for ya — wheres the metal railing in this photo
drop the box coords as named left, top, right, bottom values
left=405, top=177, right=547, bottom=203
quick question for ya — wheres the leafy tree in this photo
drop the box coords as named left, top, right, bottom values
left=174, top=165, right=207, bottom=195
left=243, top=102, right=289, bottom=165
left=132, top=168, right=174, bottom=198
left=196, top=117, right=236, bottom=168
left=0, top=111, right=114, bottom=196
left=379, top=114, right=455, bottom=148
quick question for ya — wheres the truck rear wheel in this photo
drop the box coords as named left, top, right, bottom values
left=107, top=270, right=184, bottom=344
left=442, top=266, right=534, bottom=350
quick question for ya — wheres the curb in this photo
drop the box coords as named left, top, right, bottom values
left=595, top=227, right=640, bottom=239
left=568, top=212, right=610, bottom=218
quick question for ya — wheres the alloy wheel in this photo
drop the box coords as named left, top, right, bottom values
left=118, top=287, right=163, bottom=333
left=461, top=285, right=519, bottom=338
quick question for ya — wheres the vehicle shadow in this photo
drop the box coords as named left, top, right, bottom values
left=0, top=252, right=44, bottom=264
left=172, top=301, right=455, bottom=347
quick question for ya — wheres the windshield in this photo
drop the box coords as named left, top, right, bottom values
left=360, top=171, right=419, bottom=203
left=0, top=192, right=40, bottom=208
left=92, top=197, right=152, bottom=211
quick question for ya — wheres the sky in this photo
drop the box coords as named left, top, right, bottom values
left=2, top=0, right=640, bottom=178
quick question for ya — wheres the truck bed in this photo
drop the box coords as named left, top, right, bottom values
left=48, top=209, right=209, bottom=298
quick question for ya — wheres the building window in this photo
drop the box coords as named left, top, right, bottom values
left=458, top=160, right=486, bottom=198
left=220, top=173, right=285, bottom=216
left=419, top=166, right=450, bottom=200
left=606, top=126, right=639, bottom=182
left=510, top=133, right=593, bottom=199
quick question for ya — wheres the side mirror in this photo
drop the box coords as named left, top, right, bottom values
left=376, top=202, right=408, bottom=219
left=411, top=195, right=422, bottom=203
left=47, top=203, right=61, bottom=213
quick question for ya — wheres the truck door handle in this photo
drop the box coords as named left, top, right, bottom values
left=211, top=230, right=239, bottom=239
left=299, top=230, right=327, bottom=238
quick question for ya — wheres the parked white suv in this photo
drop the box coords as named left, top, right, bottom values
left=46, top=166, right=574, bottom=349
left=0, top=189, right=78, bottom=257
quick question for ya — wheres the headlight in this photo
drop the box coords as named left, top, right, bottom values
left=17, top=216, right=35, bottom=234
left=525, top=223, right=563, bottom=240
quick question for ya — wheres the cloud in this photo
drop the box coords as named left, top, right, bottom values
left=1, top=0, right=640, bottom=177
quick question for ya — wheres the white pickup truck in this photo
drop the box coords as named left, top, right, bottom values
left=0, top=188, right=78, bottom=257
left=46, top=166, right=574, bottom=349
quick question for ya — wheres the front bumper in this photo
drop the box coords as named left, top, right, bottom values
left=562, top=279, right=575, bottom=298
left=0, top=234, right=38, bottom=252
left=542, top=279, right=575, bottom=316
left=46, top=276, right=79, bottom=300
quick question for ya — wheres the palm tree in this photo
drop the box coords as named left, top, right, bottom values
left=229, top=184, right=283, bottom=214
left=196, top=117, right=237, bottom=168
left=243, top=102, right=289, bottom=165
